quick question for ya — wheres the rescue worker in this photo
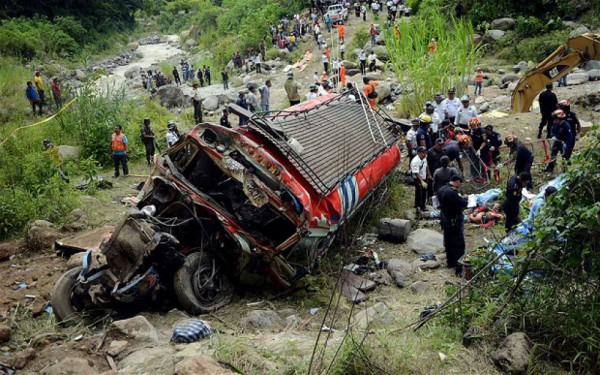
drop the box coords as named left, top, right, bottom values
left=140, top=119, right=155, bottom=166
left=307, top=84, right=318, bottom=100
left=284, top=72, right=301, bottom=106
left=110, top=124, right=129, bottom=177
left=437, top=175, right=468, bottom=275
left=438, top=119, right=455, bottom=143
left=455, top=95, right=477, bottom=130
left=220, top=109, right=231, bottom=128
left=416, top=115, right=432, bottom=149
left=557, top=100, right=581, bottom=140
left=467, top=117, right=484, bottom=181
left=432, top=156, right=460, bottom=194
left=166, top=120, right=180, bottom=147
left=363, top=77, right=379, bottom=109
left=441, top=88, right=460, bottom=125
left=236, top=91, right=249, bottom=126
left=411, top=146, right=430, bottom=214
left=538, top=82, right=557, bottom=139
left=405, top=118, right=420, bottom=164
left=426, top=138, right=445, bottom=197
left=504, top=134, right=533, bottom=177
left=480, top=124, right=502, bottom=180
left=545, top=109, right=574, bottom=173
left=420, top=102, right=441, bottom=139
left=502, top=171, right=531, bottom=232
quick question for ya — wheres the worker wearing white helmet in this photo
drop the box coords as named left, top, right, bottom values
left=455, top=94, right=477, bottom=130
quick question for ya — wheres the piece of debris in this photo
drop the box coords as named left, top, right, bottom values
left=309, top=308, right=319, bottom=316
left=76, top=176, right=113, bottom=190
left=171, top=319, right=213, bottom=343
left=357, top=233, right=378, bottom=247
left=438, top=352, right=447, bottom=361
left=420, top=303, right=442, bottom=319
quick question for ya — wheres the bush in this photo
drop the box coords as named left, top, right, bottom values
left=349, top=26, right=369, bottom=54
left=512, top=30, right=570, bottom=62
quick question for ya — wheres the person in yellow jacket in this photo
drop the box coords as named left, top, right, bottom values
left=34, top=71, right=46, bottom=104
left=110, top=125, right=129, bottom=177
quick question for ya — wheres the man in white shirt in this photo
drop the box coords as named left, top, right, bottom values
left=420, top=102, right=441, bottom=137
left=455, top=95, right=477, bottom=130
left=441, top=88, right=461, bottom=125
left=367, top=51, right=377, bottom=72
left=405, top=118, right=419, bottom=162
left=358, top=50, right=367, bottom=75
left=307, top=84, right=318, bottom=100
left=332, top=59, right=341, bottom=89
left=254, top=54, right=262, bottom=74
left=411, top=146, right=430, bottom=213
left=432, top=93, right=445, bottom=121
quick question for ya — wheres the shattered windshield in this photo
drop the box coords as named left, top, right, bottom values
left=167, top=139, right=200, bottom=174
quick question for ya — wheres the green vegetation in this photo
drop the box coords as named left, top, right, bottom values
left=442, top=130, right=600, bottom=372
left=384, top=8, right=482, bottom=116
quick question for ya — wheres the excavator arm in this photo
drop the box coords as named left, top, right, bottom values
left=511, top=33, right=600, bottom=113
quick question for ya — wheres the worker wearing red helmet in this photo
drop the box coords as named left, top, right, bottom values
left=467, top=117, right=485, bottom=180
left=544, top=109, right=574, bottom=173
left=503, top=134, right=534, bottom=188
left=557, top=100, right=581, bottom=140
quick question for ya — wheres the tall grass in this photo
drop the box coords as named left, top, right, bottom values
left=384, top=8, right=482, bottom=117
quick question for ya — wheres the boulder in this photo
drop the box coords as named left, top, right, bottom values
left=119, top=347, right=175, bottom=374
left=474, top=96, right=486, bottom=105
left=513, top=63, right=529, bottom=73
left=155, top=84, right=185, bottom=108
left=352, top=302, right=391, bottom=329
left=27, top=221, right=62, bottom=252
left=0, top=324, right=11, bottom=343
left=124, top=66, right=139, bottom=80
left=184, top=39, right=197, bottom=49
left=386, top=259, right=416, bottom=287
left=203, top=95, right=220, bottom=111
left=507, top=81, right=518, bottom=93
left=242, top=310, right=284, bottom=331
left=472, top=34, right=483, bottom=45
left=491, top=332, right=531, bottom=374
left=480, top=102, right=490, bottom=113
left=74, top=69, right=86, bottom=81
left=346, top=69, right=361, bottom=76
left=57, top=145, right=79, bottom=160
left=407, top=229, right=444, bottom=255
left=42, top=357, right=98, bottom=375
left=498, top=68, right=507, bottom=75
left=410, top=280, right=429, bottom=294
left=569, top=26, right=591, bottom=39
left=341, top=60, right=357, bottom=69
left=501, top=74, right=520, bottom=84
left=231, top=77, right=244, bottom=87
left=484, top=29, right=506, bottom=43
left=490, top=18, right=516, bottom=31
left=567, top=72, right=590, bottom=85
left=371, top=45, right=389, bottom=61
left=369, top=269, right=393, bottom=285
left=588, top=69, right=600, bottom=81
left=375, top=34, right=385, bottom=45
left=175, top=355, right=235, bottom=375
left=413, top=259, right=440, bottom=270
left=108, top=340, right=128, bottom=357
left=66, top=252, right=85, bottom=269
left=0, top=241, right=19, bottom=262
left=563, top=21, right=579, bottom=29
left=583, top=60, right=600, bottom=71
left=374, top=59, right=385, bottom=71
left=9, top=348, right=36, bottom=369
left=375, top=83, right=391, bottom=100
left=109, top=316, right=159, bottom=344
left=127, top=42, right=139, bottom=51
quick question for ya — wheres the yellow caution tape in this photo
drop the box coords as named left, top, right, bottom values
left=0, top=97, right=78, bottom=148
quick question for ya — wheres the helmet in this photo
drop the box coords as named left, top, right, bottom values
left=457, top=134, right=471, bottom=146
left=557, top=99, right=570, bottom=111
left=419, top=115, right=432, bottom=124
left=411, top=118, right=420, bottom=125
left=504, top=134, right=517, bottom=146
left=460, top=94, right=470, bottom=102
left=167, top=120, right=177, bottom=129
left=468, top=117, right=481, bottom=127
left=552, top=109, right=566, bottom=119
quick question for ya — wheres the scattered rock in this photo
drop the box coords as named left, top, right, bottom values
left=369, top=269, right=393, bottom=285
left=74, top=69, right=86, bottom=81
left=569, top=26, right=591, bottom=39
left=386, top=259, right=416, bottom=287
left=410, top=280, right=429, bottom=294
left=346, top=68, right=361, bottom=76
left=567, top=72, right=590, bottom=85
left=413, top=259, right=440, bottom=270
left=0, top=325, right=11, bottom=343
left=403, top=209, right=416, bottom=222
left=155, top=84, right=186, bottom=108
left=109, top=316, right=159, bottom=344
left=584, top=61, right=600, bottom=71
left=9, top=347, right=36, bottom=369
left=124, top=66, right=139, bottom=80
left=586, top=69, right=600, bottom=81
left=42, top=357, right=98, bottom=375
left=480, top=102, right=491, bottom=113
left=371, top=45, right=389, bottom=61
left=501, top=74, right=520, bottom=84
left=62, top=208, right=87, bottom=232
left=231, top=77, right=244, bottom=87
left=498, top=68, right=507, bottom=75
left=127, top=42, right=139, bottom=51
left=407, top=229, right=444, bottom=255
left=107, top=340, right=128, bottom=357
left=27, top=221, right=63, bottom=252
left=66, top=252, right=85, bottom=269
left=491, top=332, right=531, bottom=374
left=484, top=29, right=506, bottom=43
left=472, top=34, right=482, bottom=45
left=341, top=60, right=357, bottom=69
left=284, top=315, right=301, bottom=328
left=119, top=347, right=175, bottom=374
left=375, top=82, right=391, bottom=100
left=203, top=95, right=220, bottom=111
left=0, top=241, right=20, bottom=262
left=175, top=355, right=235, bottom=375
left=57, top=145, right=80, bottom=160
left=242, top=310, right=284, bottom=331
left=490, top=18, right=516, bottom=31
left=352, top=302, right=391, bottom=329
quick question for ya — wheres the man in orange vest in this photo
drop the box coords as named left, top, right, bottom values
left=110, top=124, right=129, bottom=177
left=335, top=24, right=345, bottom=42
left=362, top=77, right=379, bottom=109
left=427, top=38, right=438, bottom=56
left=339, top=64, right=346, bottom=87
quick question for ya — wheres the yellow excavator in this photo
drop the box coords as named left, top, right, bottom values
left=511, top=33, right=600, bottom=113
